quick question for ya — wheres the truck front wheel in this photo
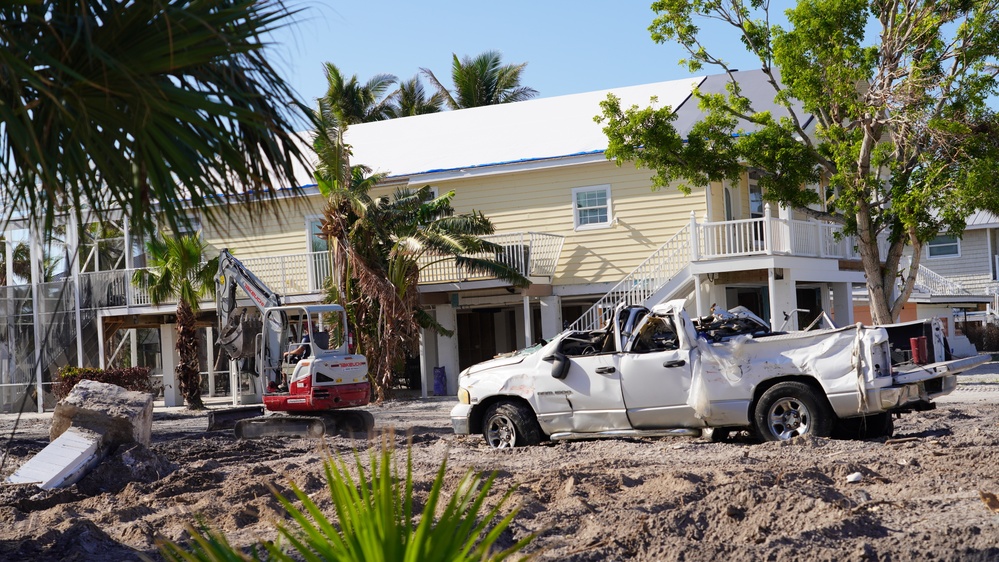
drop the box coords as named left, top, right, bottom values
left=754, top=381, right=834, bottom=442
left=482, top=402, right=542, bottom=449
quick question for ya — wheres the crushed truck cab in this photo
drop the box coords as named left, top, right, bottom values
left=452, top=300, right=987, bottom=448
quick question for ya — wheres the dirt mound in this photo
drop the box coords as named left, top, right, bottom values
left=0, top=390, right=996, bottom=561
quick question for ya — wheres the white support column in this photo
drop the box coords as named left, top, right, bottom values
left=693, top=274, right=705, bottom=318
left=768, top=269, right=796, bottom=331
left=832, top=282, right=854, bottom=326
left=419, top=328, right=429, bottom=399
left=68, top=213, right=84, bottom=369
left=160, top=324, right=182, bottom=407
left=130, top=329, right=138, bottom=371
left=205, top=327, right=216, bottom=397
left=539, top=295, right=561, bottom=341
left=767, top=269, right=780, bottom=331
left=435, top=304, right=459, bottom=395
left=522, top=295, right=532, bottom=347
left=29, top=223, right=44, bottom=413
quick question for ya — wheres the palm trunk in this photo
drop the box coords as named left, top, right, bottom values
left=175, top=300, right=204, bottom=409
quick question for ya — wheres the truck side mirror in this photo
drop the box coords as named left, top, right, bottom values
left=544, top=352, right=570, bottom=380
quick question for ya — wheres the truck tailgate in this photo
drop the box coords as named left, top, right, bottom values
left=893, top=354, right=990, bottom=384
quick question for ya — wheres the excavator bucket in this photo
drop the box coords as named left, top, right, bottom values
left=207, top=406, right=265, bottom=431
left=234, top=416, right=326, bottom=439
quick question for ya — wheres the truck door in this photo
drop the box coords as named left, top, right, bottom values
left=618, top=315, right=698, bottom=429
left=556, top=352, right=629, bottom=433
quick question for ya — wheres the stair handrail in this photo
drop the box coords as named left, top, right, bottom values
left=566, top=225, right=692, bottom=333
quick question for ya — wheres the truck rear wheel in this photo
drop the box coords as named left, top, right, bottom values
left=482, top=402, right=542, bottom=449
left=754, top=381, right=834, bottom=441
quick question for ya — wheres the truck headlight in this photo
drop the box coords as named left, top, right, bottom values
left=458, top=387, right=470, bottom=404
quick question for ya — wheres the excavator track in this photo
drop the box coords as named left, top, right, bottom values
left=232, top=410, right=375, bottom=440
left=234, top=416, right=326, bottom=439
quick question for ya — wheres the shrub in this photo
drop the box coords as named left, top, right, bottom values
left=54, top=366, right=154, bottom=399
left=156, top=439, right=536, bottom=561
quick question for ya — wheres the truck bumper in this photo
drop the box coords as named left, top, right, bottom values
left=450, top=403, right=473, bottom=435
left=878, top=375, right=957, bottom=410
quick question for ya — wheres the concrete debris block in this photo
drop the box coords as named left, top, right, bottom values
left=50, top=379, right=154, bottom=447
left=6, top=427, right=105, bottom=490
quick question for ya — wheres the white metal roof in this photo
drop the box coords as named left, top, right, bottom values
left=343, top=76, right=705, bottom=179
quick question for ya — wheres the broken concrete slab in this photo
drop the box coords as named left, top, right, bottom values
left=49, top=379, right=154, bottom=447
left=6, top=427, right=105, bottom=490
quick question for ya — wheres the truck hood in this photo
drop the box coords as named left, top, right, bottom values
left=462, top=354, right=528, bottom=376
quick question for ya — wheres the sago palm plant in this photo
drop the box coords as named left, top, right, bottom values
left=156, top=441, right=536, bottom=561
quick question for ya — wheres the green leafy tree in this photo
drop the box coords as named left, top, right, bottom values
left=422, top=50, right=538, bottom=110
left=598, top=0, right=999, bottom=324
left=0, top=0, right=308, bottom=239
left=133, top=235, right=219, bottom=409
left=387, top=75, right=445, bottom=117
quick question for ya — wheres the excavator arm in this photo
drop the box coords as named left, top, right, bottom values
left=215, top=249, right=285, bottom=380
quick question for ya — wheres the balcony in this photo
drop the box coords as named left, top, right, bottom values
left=70, top=232, right=564, bottom=310
left=418, top=232, right=565, bottom=284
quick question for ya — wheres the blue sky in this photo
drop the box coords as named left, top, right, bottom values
left=266, top=1, right=764, bottom=108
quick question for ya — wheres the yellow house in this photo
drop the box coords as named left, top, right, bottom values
left=0, top=70, right=872, bottom=409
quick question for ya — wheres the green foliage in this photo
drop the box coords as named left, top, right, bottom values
left=156, top=442, right=535, bottom=562
left=604, top=0, right=999, bottom=323
left=0, top=0, right=309, bottom=238
left=422, top=51, right=538, bottom=110
left=54, top=366, right=153, bottom=399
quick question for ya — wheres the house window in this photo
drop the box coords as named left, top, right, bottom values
left=748, top=170, right=764, bottom=218
left=177, top=216, right=201, bottom=237
left=307, top=218, right=328, bottom=253
left=927, top=234, right=960, bottom=258
left=572, top=185, right=612, bottom=230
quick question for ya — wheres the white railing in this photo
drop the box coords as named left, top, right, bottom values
left=567, top=225, right=692, bottom=333
left=697, top=209, right=859, bottom=260
left=912, top=263, right=969, bottom=295
left=77, top=251, right=332, bottom=309
left=418, top=232, right=565, bottom=284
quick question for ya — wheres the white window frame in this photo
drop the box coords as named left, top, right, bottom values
left=176, top=216, right=202, bottom=238
left=926, top=234, right=960, bottom=259
left=571, top=185, right=613, bottom=231
left=305, top=215, right=328, bottom=253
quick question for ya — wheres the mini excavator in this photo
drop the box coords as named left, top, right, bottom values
left=209, top=249, right=374, bottom=438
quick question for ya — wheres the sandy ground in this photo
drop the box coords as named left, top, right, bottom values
left=0, top=366, right=997, bottom=561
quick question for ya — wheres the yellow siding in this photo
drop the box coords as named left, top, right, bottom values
left=376, top=160, right=707, bottom=286
left=201, top=195, right=327, bottom=259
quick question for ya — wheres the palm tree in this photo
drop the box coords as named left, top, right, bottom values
left=386, top=75, right=444, bottom=117
left=321, top=63, right=398, bottom=125
left=132, top=235, right=219, bottom=410
left=421, top=50, right=538, bottom=110
left=319, top=170, right=529, bottom=401
left=0, top=0, right=308, bottom=241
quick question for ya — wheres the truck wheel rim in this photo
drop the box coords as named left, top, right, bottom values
left=767, top=398, right=810, bottom=440
left=486, top=415, right=516, bottom=448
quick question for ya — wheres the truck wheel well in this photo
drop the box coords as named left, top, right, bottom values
left=750, top=376, right=834, bottom=420
left=470, top=395, right=545, bottom=438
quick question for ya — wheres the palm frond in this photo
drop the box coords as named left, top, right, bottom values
left=0, top=0, right=309, bottom=239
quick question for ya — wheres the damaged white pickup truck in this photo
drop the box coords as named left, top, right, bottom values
left=451, top=300, right=989, bottom=448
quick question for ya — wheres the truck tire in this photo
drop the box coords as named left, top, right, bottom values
left=754, top=381, right=834, bottom=442
left=482, top=402, right=542, bottom=449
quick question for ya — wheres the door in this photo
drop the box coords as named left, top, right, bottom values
left=555, top=353, right=629, bottom=432
left=619, top=347, right=696, bottom=428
